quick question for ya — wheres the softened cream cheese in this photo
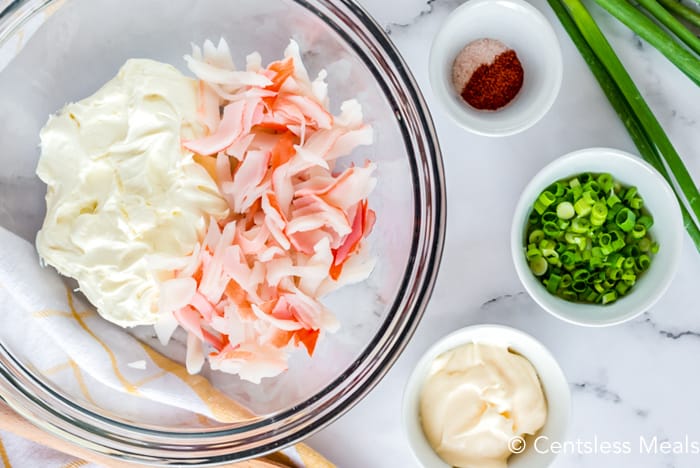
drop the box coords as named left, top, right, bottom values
left=36, top=59, right=228, bottom=327
left=420, top=343, right=547, bottom=468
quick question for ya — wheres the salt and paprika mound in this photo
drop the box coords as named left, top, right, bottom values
left=452, top=38, right=524, bottom=111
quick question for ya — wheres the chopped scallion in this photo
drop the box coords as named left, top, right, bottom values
left=525, top=172, right=658, bottom=305
left=557, top=201, right=576, bottom=220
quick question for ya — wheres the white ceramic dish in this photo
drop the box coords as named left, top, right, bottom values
left=428, top=0, right=563, bottom=136
left=511, top=147, right=684, bottom=327
left=402, top=324, right=571, bottom=468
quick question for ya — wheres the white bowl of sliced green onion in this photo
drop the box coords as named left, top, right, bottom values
left=511, top=147, right=683, bottom=326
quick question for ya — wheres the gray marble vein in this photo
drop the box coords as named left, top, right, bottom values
left=637, top=313, right=700, bottom=341
left=572, top=381, right=623, bottom=404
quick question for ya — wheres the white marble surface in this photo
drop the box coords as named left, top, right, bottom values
left=308, top=0, right=700, bottom=467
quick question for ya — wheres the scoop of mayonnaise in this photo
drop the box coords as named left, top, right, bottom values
left=36, top=59, right=228, bottom=327
left=420, top=343, right=547, bottom=468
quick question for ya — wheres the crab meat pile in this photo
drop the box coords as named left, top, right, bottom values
left=156, top=39, right=377, bottom=383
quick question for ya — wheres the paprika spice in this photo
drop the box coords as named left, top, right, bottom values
left=452, top=38, right=524, bottom=111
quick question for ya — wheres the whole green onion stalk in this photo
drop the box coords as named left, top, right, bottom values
left=634, top=0, right=700, bottom=56
left=547, top=0, right=700, bottom=251
left=656, top=0, right=700, bottom=28
left=591, top=0, right=700, bottom=85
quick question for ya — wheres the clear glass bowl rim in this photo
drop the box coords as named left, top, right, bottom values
left=0, top=0, right=446, bottom=464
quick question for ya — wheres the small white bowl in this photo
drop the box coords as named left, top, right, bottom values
left=403, top=325, right=571, bottom=468
left=429, top=0, right=563, bottom=136
left=511, top=148, right=684, bottom=327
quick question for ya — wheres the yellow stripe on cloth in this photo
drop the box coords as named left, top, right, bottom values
left=132, top=370, right=168, bottom=388
left=60, top=461, right=88, bottom=468
left=33, top=310, right=93, bottom=320
left=64, top=288, right=139, bottom=395
left=42, top=360, right=96, bottom=405
left=0, top=434, right=11, bottom=468
left=69, top=360, right=96, bottom=405
left=43, top=361, right=73, bottom=376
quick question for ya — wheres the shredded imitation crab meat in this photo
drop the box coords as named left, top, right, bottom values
left=154, top=39, right=377, bottom=383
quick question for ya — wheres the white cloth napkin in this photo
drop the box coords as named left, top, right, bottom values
left=0, top=429, right=99, bottom=468
left=0, top=225, right=315, bottom=467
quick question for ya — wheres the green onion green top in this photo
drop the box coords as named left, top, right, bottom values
left=525, top=172, right=658, bottom=305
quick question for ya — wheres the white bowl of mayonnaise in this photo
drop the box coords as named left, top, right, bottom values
left=402, top=324, right=571, bottom=468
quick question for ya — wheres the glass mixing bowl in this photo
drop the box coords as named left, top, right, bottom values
left=0, top=0, right=445, bottom=464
